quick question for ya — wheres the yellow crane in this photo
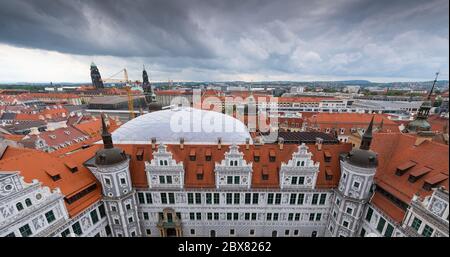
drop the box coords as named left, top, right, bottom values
left=101, top=68, right=135, bottom=120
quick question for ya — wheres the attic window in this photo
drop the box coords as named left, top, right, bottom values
left=254, top=150, right=260, bottom=162
left=423, top=173, right=448, bottom=191
left=324, top=151, right=332, bottom=162
left=205, top=148, right=212, bottom=161
left=269, top=150, right=276, bottom=162
left=136, top=148, right=144, bottom=161
left=396, top=161, right=416, bottom=176
left=325, top=168, right=333, bottom=181
left=189, top=149, right=196, bottom=161
left=64, top=161, right=78, bottom=173
left=196, top=167, right=204, bottom=180
left=262, top=167, right=269, bottom=180
left=45, top=169, right=61, bottom=181
left=408, top=167, right=432, bottom=183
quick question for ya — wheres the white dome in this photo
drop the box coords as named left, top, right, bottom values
left=111, top=107, right=252, bottom=144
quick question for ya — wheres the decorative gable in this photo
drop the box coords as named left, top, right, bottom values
left=280, top=143, right=320, bottom=189
left=215, top=144, right=252, bottom=189
left=145, top=144, right=184, bottom=189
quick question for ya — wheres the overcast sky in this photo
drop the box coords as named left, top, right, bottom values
left=0, top=0, right=448, bottom=83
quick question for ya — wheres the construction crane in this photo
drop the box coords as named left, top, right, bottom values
left=101, top=68, right=135, bottom=120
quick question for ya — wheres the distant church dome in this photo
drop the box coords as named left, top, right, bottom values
left=111, top=107, right=252, bottom=144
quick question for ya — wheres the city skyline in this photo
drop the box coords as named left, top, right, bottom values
left=0, top=0, right=449, bottom=83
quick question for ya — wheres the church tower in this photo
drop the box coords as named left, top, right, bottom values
left=406, top=72, right=439, bottom=133
left=326, top=116, right=378, bottom=237
left=142, top=66, right=155, bottom=103
left=86, top=114, right=141, bottom=237
left=90, top=62, right=104, bottom=89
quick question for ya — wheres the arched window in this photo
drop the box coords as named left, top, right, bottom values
left=296, top=161, right=301, bottom=167
left=272, top=231, right=277, bottom=237
left=301, top=161, right=305, bottom=167
left=229, top=160, right=234, bottom=166
left=16, top=202, right=24, bottom=211
left=25, top=198, right=32, bottom=207
left=164, top=160, right=168, bottom=166
left=234, top=160, right=238, bottom=166
left=159, top=160, right=164, bottom=166
left=311, top=231, right=317, bottom=237
left=210, top=230, right=216, bottom=237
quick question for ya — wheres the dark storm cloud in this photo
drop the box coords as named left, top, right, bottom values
left=0, top=0, right=448, bottom=80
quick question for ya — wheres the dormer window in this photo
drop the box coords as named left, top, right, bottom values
left=136, top=149, right=144, bottom=161
left=254, top=150, right=260, bottom=162
left=205, top=149, right=212, bottom=161
left=269, top=150, right=276, bottom=162
left=189, top=149, right=196, bottom=161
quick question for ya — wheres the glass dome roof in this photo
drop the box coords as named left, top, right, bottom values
left=111, top=107, right=252, bottom=144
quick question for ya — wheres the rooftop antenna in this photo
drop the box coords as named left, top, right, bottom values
left=427, top=71, right=439, bottom=100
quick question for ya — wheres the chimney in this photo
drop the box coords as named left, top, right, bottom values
left=315, top=137, right=323, bottom=151
left=278, top=137, right=284, bottom=150
left=245, top=138, right=250, bottom=150
left=217, top=137, right=222, bottom=150
left=180, top=137, right=185, bottom=149
left=151, top=137, right=156, bottom=150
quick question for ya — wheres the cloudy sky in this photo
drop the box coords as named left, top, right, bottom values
left=0, top=0, right=448, bottom=83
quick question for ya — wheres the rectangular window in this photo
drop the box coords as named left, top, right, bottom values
left=190, top=213, right=195, bottom=220
left=365, top=207, right=373, bottom=222
left=422, top=225, right=434, bottom=237
left=360, top=228, right=366, bottom=237
left=195, top=193, right=201, bottom=204
left=227, top=213, right=232, bottom=220
left=120, top=178, right=126, bottom=185
left=145, top=193, right=153, bottom=204
left=316, top=213, right=322, bottom=221
left=267, top=193, right=274, bottom=204
left=298, top=177, right=305, bottom=185
left=45, top=210, right=56, bottom=224
left=206, top=193, right=212, bottom=204
left=411, top=217, right=422, bottom=231
left=267, top=213, right=272, bottom=221
left=160, top=193, right=167, bottom=204
left=377, top=217, right=386, bottom=233
left=311, top=194, right=319, bottom=205
left=342, top=221, right=349, bottom=228
left=294, top=213, right=300, bottom=221
left=61, top=228, right=70, bottom=237
left=19, top=224, right=32, bottom=237
left=234, top=193, right=240, bottom=204
left=384, top=224, right=394, bottom=237
left=143, top=212, right=149, bottom=220
left=105, top=225, right=111, bottom=236
left=288, top=213, right=294, bottom=221
left=159, top=176, right=165, bottom=184
left=98, top=204, right=106, bottom=218
left=251, top=213, right=257, bottom=220
left=234, top=176, right=240, bottom=184
left=273, top=213, right=279, bottom=221
left=207, top=213, right=213, bottom=220
left=245, top=193, right=251, bottom=204
left=319, top=194, right=327, bottom=205
left=252, top=193, right=259, bottom=204
left=128, top=216, right=134, bottom=223
left=187, top=193, right=194, bottom=204
left=196, top=213, right=201, bottom=220
left=290, top=194, right=297, bottom=205
left=138, top=192, right=145, bottom=204
left=292, top=177, right=298, bottom=185
left=297, top=194, right=304, bottom=205
left=166, top=176, right=172, bottom=184
left=214, top=193, right=220, bottom=204
left=168, top=193, right=175, bottom=204
left=90, top=210, right=99, bottom=224
left=227, top=176, right=233, bottom=184
left=226, top=193, right=233, bottom=204
left=72, top=222, right=83, bottom=236
left=309, top=213, right=315, bottom=221
left=214, top=213, right=219, bottom=220
left=146, top=229, right=151, bottom=235
left=346, top=207, right=353, bottom=215
left=244, top=213, right=250, bottom=220
left=233, top=213, right=239, bottom=220
left=275, top=193, right=282, bottom=204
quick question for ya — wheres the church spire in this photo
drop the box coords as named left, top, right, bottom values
left=360, top=115, right=374, bottom=150
left=101, top=113, right=114, bottom=149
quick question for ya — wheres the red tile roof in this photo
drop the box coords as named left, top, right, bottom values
left=372, top=133, right=449, bottom=203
